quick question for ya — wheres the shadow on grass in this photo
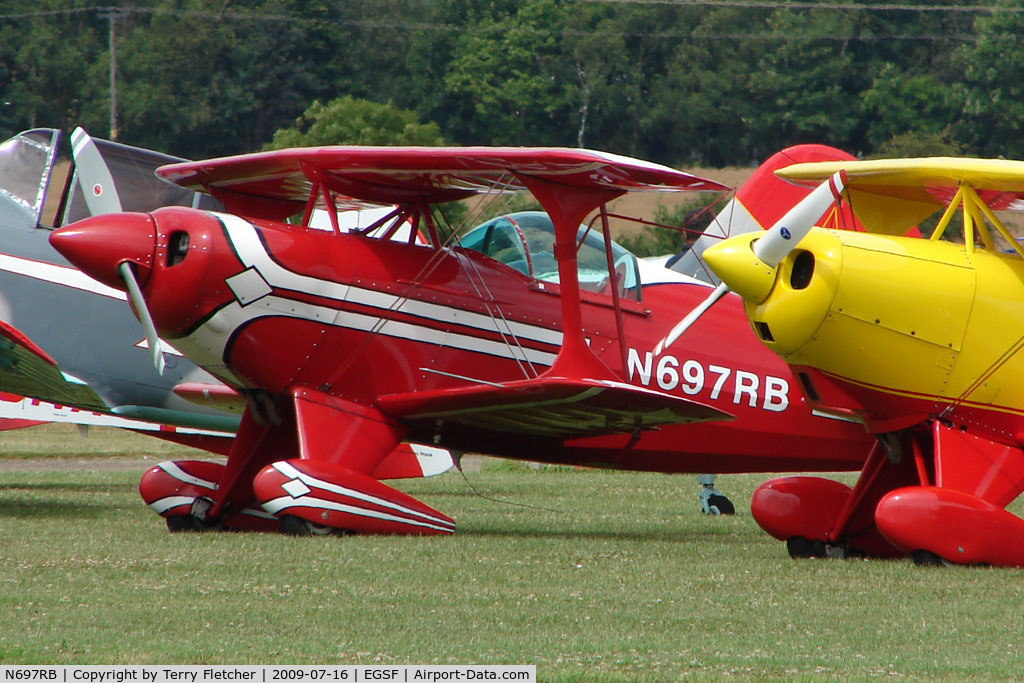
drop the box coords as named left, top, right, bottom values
left=0, top=482, right=136, bottom=520
left=0, top=498, right=108, bottom=519
left=0, top=482, right=136, bottom=493
left=457, top=520, right=751, bottom=544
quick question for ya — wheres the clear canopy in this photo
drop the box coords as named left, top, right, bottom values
left=457, top=211, right=641, bottom=302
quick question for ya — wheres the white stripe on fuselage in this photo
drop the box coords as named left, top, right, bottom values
left=193, top=214, right=561, bottom=367
left=219, top=214, right=563, bottom=347
left=178, top=291, right=559, bottom=374
left=0, top=252, right=127, bottom=300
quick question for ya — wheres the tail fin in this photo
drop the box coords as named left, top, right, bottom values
left=670, top=144, right=861, bottom=282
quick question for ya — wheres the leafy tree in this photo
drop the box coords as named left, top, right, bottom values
left=955, top=10, right=1024, bottom=158
left=442, top=0, right=576, bottom=145
left=870, top=129, right=963, bottom=158
left=111, top=0, right=331, bottom=157
left=264, top=96, right=444, bottom=149
left=0, top=7, right=105, bottom=137
left=646, top=6, right=763, bottom=166
left=564, top=3, right=687, bottom=157
left=740, top=9, right=863, bottom=162
left=861, top=64, right=963, bottom=151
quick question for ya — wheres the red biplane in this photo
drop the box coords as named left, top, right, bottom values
left=51, top=146, right=873, bottom=535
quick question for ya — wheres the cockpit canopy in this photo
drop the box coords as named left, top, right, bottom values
left=457, top=211, right=642, bottom=302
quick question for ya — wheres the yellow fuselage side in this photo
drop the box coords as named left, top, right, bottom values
left=748, top=229, right=1024, bottom=416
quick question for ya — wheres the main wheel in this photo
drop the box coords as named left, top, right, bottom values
left=787, top=536, right=827, bottom=558
left=911, top=549, right=946, bottom=567
left=279, top=514, right=341, bottom=536
left=165, top=514, right=223, bottom=532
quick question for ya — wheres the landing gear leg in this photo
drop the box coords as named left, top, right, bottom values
left=698, top=474, right=735, bottom=515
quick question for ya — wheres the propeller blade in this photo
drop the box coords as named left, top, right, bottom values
left=751, top=169, right=847, bottom=268
left=654, top=170, right=847, bottom=354
left=70, top=127, right=124, bottom=216
left=117, top=261, right=165, bottom=375
left=654, top=282, right=729, bottom=355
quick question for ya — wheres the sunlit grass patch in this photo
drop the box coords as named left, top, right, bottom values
left=0, top=432, right=1022, bottom=678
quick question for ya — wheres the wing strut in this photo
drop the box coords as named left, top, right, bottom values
left=517, top=176, right=625, bottom=382
left=599, top=205, right=630, bottom=375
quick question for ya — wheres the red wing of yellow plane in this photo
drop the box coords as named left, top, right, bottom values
left=695, top=157, right=1024, bottom=567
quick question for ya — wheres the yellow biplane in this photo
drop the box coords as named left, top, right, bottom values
left=671, top=157, right=1024, bottom=567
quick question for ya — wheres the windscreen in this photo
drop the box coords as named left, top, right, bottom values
left=0, top=128, right=60, bottom=230
left=458, top=211, right=642, bottom=302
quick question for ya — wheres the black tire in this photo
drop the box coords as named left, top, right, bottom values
left=912, top=549, right=945, bottom=567
left=165, top=514, right=224, bottom=532
left=279, top=515, right=313, bottom=536
left=166, top=515, right=195, bottom=532
left=787, top=536, right=814, bottom=558
left=708, top=494, right=735, bottom=515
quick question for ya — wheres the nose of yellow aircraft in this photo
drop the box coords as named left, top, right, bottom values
left=702, top=232, right=778, bottom=305
left=704, top=229, right=843, bottom=356
left=49, top=213, right=157, bottom=291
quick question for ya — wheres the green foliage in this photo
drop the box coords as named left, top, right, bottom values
left=442, top=0, right=575, bottom=145
left=4, top=2, right=1024, bottom=163
left=956, top=10, right=1024, bottom=158
left=264, top=96, right=445, bottom=149
left=870, top=129, right=964, bottom=159
left=862, top=65, right=963, bottom=151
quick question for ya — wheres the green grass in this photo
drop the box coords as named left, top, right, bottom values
left=0, top=423, right=205, bottom=459
left=0, top=426, right=1023, bottom=679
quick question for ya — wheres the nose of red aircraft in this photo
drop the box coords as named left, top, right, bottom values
left=49, top=213, right=158, bottom=291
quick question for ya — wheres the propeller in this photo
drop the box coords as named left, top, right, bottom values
left=117, top=261, right=166, bottom=375
left=70, top=129, right=169, bottom=374
left=654, top=170, right=847, bottom=355
left=70, top=127, right=124, bottom=216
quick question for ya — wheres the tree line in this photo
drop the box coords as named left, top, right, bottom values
left=2, top=0, right=1022, bottom=167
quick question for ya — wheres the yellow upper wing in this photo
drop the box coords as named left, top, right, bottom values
left=777, top=157, right=1024, bottom=237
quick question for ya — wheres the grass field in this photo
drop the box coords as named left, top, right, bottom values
left=1, top=425, right=1023, bottom=679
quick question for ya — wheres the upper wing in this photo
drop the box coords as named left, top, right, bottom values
left=377, top=375, right=732, bottom=441
left=157, top=146, right=727, bottom=220
left=777, top=157, right=1024, bottom=237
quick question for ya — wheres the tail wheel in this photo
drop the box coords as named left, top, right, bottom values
left=707, top=494, right=735, bottom=515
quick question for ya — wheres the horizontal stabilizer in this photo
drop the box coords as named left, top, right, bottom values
left=0, top=320, right=108, bottom=412
left=372, top=443, right=454, bottom=479
left=378, top=375, right=732, bottom=440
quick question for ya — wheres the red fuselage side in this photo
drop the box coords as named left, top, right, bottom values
left=59, top=207, right=873, bottom=473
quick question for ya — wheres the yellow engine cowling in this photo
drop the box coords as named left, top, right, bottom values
left=710, top=228, right=1024, bottom=413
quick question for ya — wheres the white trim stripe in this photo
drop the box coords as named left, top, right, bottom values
left=0, top=252, right=126, bottom=300
left=148, top=495, right=196, bottom=514
left=261, top=495, right=454, bottom=533
left=157, top=461, right=218, bottom=490
left=270, top=460, right=454, bottom=530
left=219, top=213, right=563, bottom=347
left=185, top=295, right=558, bottom=368
left=148, top=495, right=274, bottom=520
